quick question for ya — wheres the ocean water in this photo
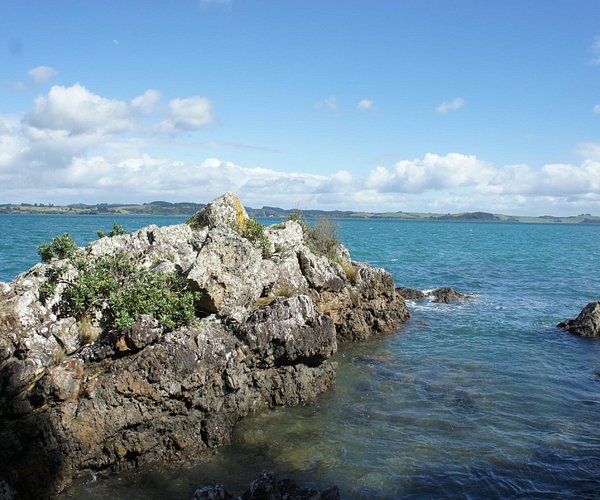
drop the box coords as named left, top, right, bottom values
left=1, top=215, right=600, bottom=498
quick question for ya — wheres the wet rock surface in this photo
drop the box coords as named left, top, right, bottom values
left=558, top=302, right=600, bottom=337
left=192, top=471, right=340, bottom=500
left=396, top=286, right=471, bottom=303
left=0, top=193, right=408, bottom=497
left=430, top=287, right=472, bottom=303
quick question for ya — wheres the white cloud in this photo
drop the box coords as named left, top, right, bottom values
left=28, top=66, right=58, bottom=85
left=169, top=96, right=214, bottom=129
left=3, top=84, right=600, bottom=215
left=131, top=89, right=162, bottom=114
left=155, top=96, right=214, bottom=133
left=593, top=104, right=600, bottom=114
left=316, top=96, right=338, bottom=112
left=574, top=141, right=600, bottom=161
left=357, top=99, right=374, bottom=110
left=25, top=83, right=134, bottom=135
left=436, top=97, right=465, bottom=113
left=14, top=65, right=58, bottom=90
left=366, top=153, right=494, bottom=193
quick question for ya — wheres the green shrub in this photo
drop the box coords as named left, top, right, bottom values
left=38, top=233, right=78, bottom=263
left=307, top=217, right=338, bottom=257
left=57, top=252, right=200, bottom=331
left=97, top=222, right=128, bottom=238
left=340, top=262, right=358, bottom=284
left=230, top=218, right=270, bottom=258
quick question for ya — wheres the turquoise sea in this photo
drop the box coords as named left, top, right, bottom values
left=1, top=215, right=600, bottom=498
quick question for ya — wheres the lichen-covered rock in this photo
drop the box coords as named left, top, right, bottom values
left=558, top=302, right=600, bottom=337
left=0, top=192, right=408, bottom=497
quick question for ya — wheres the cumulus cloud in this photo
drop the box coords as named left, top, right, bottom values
left=366, top=153, right=494, bottom=193
left=593, top=104, right=600, bottom=114
left=169, top=96, right=213, bottom=129
left=131, top=89, right=161, bottom=114
left=436, top=97, right=465, bottom=113
left=3, top=84, right=600, bottom=215
left=25, top=83, right=134, bottom=135
left=357, top=99, right=374, bottom=110
left=14, top=65, right=58, bottom=90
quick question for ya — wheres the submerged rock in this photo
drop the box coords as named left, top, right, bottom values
left=557, top=302, right=600, bottom=337
left=0, top=192, right=408, bottom=497
left=192, top=471, right=340, bottom=500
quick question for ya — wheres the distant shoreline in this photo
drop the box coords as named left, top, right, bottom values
left=1, top=202, right=599, bottom=224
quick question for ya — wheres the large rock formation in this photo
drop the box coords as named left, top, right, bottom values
left=0, top=193, right=408, bottom=497
left=557, top=302, right=600, bottom=337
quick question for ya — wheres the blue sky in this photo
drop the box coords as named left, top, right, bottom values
left=1, top=0, right=599, bottom=214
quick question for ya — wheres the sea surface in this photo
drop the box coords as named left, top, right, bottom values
left=1, top=214, right=600, bottom=498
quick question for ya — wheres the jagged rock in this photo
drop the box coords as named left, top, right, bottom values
left=430, top=287, right=471, bottom=303
left=396, top=287, right=426, bottom=301
left=558, top=302, right=600, bottom=337
left=192, top=471, right=340, bottom=500
left=0, top=193, right=408, bottom=497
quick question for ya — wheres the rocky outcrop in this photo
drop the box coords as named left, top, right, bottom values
left=0, top=193, right=408, bottom=497
left=192, top=471, right=340, bottom=499
left=430, top=287, right=471, bottom=303
left=396, top=287, right=426, bottom=301
left=558, top=302, right=600, bottom=337
left=396, top=286, right=471, bottom=303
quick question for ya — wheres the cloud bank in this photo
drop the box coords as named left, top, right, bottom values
left=1, top=83, right=600, bottom=215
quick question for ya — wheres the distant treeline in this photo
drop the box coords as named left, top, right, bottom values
left=0, top=201, right=599, bottom=224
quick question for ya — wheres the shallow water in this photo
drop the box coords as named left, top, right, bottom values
left=2, top=215, right=600, bottom=498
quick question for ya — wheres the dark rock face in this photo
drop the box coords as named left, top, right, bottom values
left=396, top=287, right=426, bottom=301
left=558, top=302, right=600, bottom=337
left=192, top=471, right=340, bottom=500
left=0, top=193, right=408, bottom=497
left=430, top=287, right=471, bottom=303
left=396, top=286, right=470, bottom=304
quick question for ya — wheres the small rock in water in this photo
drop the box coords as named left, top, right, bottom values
left=431, top=287, right=471, bottom=303
left=191, top=471, right=340, bottom=500
left=396, top=287, right=425, bottom=301
left=557, top=302, right=600, bottom=337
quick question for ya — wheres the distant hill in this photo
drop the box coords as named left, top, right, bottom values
left=0, top=201, right=598, bottom=224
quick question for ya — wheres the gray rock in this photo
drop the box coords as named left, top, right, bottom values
left=558, top=302, right=600, bottom=337
left=0, top=192, right=408, bottom=497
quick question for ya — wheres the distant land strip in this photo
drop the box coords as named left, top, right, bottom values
left=0, top=201, right=599, bottom=224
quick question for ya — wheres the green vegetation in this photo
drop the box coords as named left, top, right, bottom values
left=340, top=261, right=358, bottom=284
left=230, top=217, right=270, bottom=258
left=97, top=222, right=128, bottom=238
left=38, top=233, right=78, bottom=263
left=288, top=213, right=339, bottom=260
left=38, top=233, right=201, bottom=333
left=2, top=200, right=599, bottom=223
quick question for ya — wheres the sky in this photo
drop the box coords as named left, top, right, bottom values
left=1, top=0, right=600, bottom=215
